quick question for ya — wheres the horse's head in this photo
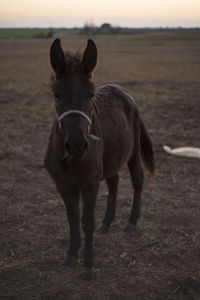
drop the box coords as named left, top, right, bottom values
left=50, top=39, right=97, bottom=159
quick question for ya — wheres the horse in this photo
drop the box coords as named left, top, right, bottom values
left=44, top=38, right=155, bottom=280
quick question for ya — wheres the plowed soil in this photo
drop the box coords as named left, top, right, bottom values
left=1, top=32, right=200, bottom=299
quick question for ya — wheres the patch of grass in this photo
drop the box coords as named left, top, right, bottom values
left=0, top=28, right=80, bottom=39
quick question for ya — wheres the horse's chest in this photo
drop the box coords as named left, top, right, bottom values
left=63, top=156, right=102, bottom=187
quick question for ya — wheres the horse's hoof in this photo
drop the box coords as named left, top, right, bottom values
left=64, top=255, right=78, bottom=266
left=84, top=268, right=95, bottom=280
left=97, top=223, right=109, bottom=233
left=124, top=222, right=137, bottom=233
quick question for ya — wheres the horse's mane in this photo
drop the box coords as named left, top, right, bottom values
left=64, top=51, right=82, bottom=73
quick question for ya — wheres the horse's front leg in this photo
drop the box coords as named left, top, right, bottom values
left=81, top=183, right=99, bottom=280
left=56, top=186, right=81, bottom=265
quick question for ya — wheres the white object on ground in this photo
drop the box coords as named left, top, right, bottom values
left=163, top=146, right=200, bottom=158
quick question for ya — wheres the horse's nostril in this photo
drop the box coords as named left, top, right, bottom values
left=65, top=141, right=71, bottom=151
left=84, top=140, right=88, bottom=150
left=65, top=139, right=88, bottom=158
left=66, top=140, right=88, bottom=151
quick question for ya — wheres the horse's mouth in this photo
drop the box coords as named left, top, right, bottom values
left=62, top=150, right=84, bottom=160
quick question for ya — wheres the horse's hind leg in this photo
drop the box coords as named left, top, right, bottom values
left=124, top=155, right=144, bottom=232
left=98, top=175, right=119, bottom=233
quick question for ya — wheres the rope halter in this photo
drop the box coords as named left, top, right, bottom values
left=57, top=109, right=100, bottom=142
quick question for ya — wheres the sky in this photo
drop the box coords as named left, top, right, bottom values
left=0, top=0, right=200, bottom=28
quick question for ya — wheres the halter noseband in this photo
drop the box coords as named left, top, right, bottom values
left=57, top=110, right=92, bottom=126
left=57, top=109, right=100, bottom=141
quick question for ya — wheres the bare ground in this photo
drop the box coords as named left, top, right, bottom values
left=0, top=33, right=200, bottom=299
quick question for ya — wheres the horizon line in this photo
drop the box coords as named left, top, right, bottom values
left=1, top=25, right=200, bottom=29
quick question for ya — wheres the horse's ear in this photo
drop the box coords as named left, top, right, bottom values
left=81, top=39, right=97, bottom=74
left=50, top=39, right=65, bottom=76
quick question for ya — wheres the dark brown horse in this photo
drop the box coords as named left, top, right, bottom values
left=44, top=39, right=155, bottom=280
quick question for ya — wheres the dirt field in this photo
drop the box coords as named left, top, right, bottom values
left=0, top=32, right=200, bottom=299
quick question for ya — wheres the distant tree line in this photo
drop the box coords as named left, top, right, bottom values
left=33, top=28, right=54, bottom=39
left=28, top=24, right=200, bottom=39
left=80, top=23, right=200, bottom=35
left=80, top=23, right=121, bottom=35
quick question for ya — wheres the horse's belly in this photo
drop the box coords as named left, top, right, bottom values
left=102, top=128, right=133, bottom=179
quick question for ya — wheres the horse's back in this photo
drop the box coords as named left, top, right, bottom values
left=96, top=84, right=139, bottom=178
left=96, top=84, right=137, bottom=117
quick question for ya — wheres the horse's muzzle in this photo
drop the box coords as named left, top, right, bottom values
left=64, top=138, right=88, bottom=159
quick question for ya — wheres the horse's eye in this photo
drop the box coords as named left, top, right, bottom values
left=54, top=94, right=60, bottom=101
left=90, top=93, right=95, bottom=101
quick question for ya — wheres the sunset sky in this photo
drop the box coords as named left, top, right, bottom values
left=0, top=0, right=200, bottom=28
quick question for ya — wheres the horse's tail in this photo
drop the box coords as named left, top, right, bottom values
left=140, top=119, right=155, bottom=178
